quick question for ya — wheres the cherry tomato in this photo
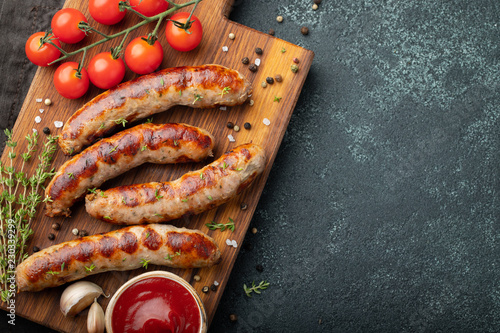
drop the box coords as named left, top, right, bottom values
left=124, top=37, right=164, bottom=75
left=53, top=62, right=90, bottom=99
left=89, top=0, right=126, bottom=25
left=87, top=52, right=126, bottom=89
left=165, top=12, right=203, bottom=52
left=25, top=32, right=61, bottom=67
left=129, top=0, right=168, bottom=17
left=51, top=8, right=88, bottom=44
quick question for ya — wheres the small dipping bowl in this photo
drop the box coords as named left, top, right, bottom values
left=105, top=271, right=207, bottom=333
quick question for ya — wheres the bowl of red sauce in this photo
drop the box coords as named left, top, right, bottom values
left=105, top=271, right=207, bottom=333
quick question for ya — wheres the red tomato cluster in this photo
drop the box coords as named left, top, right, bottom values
left=25, top=1, right=204, bottom=99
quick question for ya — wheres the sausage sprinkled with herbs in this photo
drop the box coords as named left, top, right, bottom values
left=58, top=65, right=252, bottom=154
left=86, top=143, right=266, bottom=225
left=45, top=123, right=214, bottom=217
left=16, top=224, right=221, bottom=292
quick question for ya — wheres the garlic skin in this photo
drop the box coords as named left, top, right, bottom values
left=60, top=281, right=105, bottom=317
left=87, top=298, right=105, bottom=333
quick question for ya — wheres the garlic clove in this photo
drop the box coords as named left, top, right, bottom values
left=60, top=281, right=105, bottom=317
left=87, top=298, right=105, bottom=333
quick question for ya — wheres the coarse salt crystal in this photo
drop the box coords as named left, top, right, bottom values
left=214, top=280, right=219, bottom=286
left=35, top=116, right=42, bottom=123
left=225, top=239, right=232, bottom=246
left=54, top=121, right=63, bottom=128
left=263, top=118, right=271, bottom=126
left=228, top=134, right=235, bottom=142
left=222, top=46, right=229, bottom=52
left=39, top=109, right=44, bottom=114
left=36, top=98, right=42, bottom=103
left=219, top=106, right=227, bottom=111
left=255, top=58, right=261, bottom=66
left=231, top=240, right=238, bottom=248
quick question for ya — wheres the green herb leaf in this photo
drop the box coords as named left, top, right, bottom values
left=114, top=118, right=128, bottom=127
left=244, top=280, right=270, bottom=297
left=205, top=218, right=235, bottom=232
left=193, top=93, right=203, bottom=104
left=164, top=250, right=181, bottom=261
left=220, top=86, right=231, bottom=97
left=85, top=264, right=96, bottom=273
left=141, top=258, right=151, bottom=269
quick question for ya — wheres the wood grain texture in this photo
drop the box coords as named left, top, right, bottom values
left=0, top=0, right=314, bottom=331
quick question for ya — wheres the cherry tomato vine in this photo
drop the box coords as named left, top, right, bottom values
left=30, top=0, right=203, bottom=95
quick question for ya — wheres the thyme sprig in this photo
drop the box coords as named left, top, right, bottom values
left=243, top=280, right=270, bottom=297
left=205, top=218, right=235, bottom=232
left=0, top=130, right=58, bottom=302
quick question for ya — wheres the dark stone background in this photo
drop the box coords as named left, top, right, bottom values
left=1, top=0, right=499, bottom=332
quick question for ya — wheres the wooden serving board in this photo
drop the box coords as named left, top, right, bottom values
left=0, top=0, right=313, bottom=331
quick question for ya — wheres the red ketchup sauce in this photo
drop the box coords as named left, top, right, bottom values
left=112, top=277, right=201, bottom=333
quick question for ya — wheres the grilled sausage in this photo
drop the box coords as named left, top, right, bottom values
left=45, top=123, right=215, bottom=217
left=59, top=65, right=252, bottom=155
left=16, top=224, right=221, bottom=292
left=86, top=143, right=266, bottom=225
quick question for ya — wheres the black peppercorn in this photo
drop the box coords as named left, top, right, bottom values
left=241, top=57, right=249, bottom=65
left=268, top=29, right=275, bottom=36
left=244, top=122, right=251, bottom=130
left=79, top=230, right=89, bottom=237
left=301, top=26, right=309, bottom=35
left=240, top=202, right=248, bottom=210
left=229, top=314, right=238, bottom=322
left=202, top=286, right=209, bottom=293
left=255, top=47, right=263, bottom=55
left=275, top=74, right=283, bottom=82
left=256, top=264, right=264, bottom=272
left=314, top=0, right=322, bottom=4
left=248, top=64, right=258, bottom=72
left=266, top=77, right=274, bottom=84
left=51, top=223, right=60, bottom=231
left=48, top=233, right=55, bottom=241
left=210, top=284, right=218, bottom=291
left=33, top=246, right=40, bottom=253
left=43, top=127, right=51, bottom=135
left=226, top=121, right=234, bottom=129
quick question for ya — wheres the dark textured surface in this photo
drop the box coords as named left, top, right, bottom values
left=1, top=0, right=500, bottom=332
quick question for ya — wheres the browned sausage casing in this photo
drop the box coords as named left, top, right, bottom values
left=59, top=65, right=252, bottom=155
left=16, top=224, right=221, bottom=292
left=86, top=143, right=266, bottom=225
left=45, top=123, right=215, bottom=217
